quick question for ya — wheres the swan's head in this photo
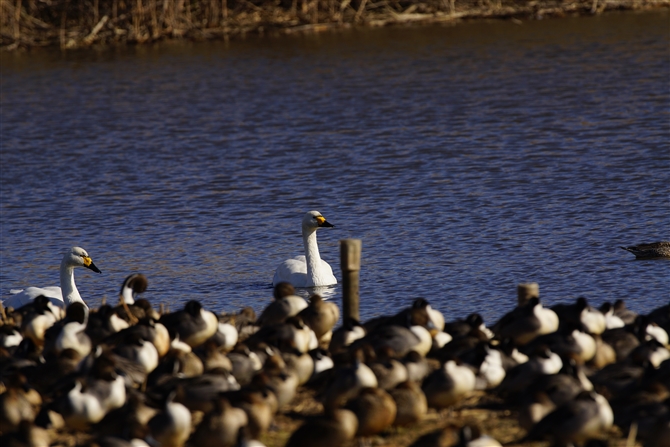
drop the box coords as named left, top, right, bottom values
left=64, top=247, right=102, bottom=273
left=302, top=211, right=334, bottom=230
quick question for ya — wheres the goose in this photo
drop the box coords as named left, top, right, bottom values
left=272, top=211, right=337, bottom=287
left=4, top=246, right=101, bottom=311
left=620, top=241, right=670, bottom=259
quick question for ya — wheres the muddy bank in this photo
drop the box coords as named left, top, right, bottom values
left=1, top=0, right=668, bottom=51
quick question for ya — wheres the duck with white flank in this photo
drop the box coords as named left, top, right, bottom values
left=273, top=211, right=337, bottom=287
left=4, top=246, right=101, bottom=311
left=5, top=264, right=670, bottom=447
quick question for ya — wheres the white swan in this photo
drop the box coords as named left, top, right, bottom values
left=3, top=246, right=101, bottom=311
left=273, top=210, right=337, bottom=287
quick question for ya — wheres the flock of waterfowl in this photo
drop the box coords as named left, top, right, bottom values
left=0, top=221, right=669, bottom=446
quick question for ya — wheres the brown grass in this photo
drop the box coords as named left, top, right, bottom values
left=1, top=0, right=668, bottom=50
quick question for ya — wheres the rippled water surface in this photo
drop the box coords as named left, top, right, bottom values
left=2, top=11, right=669, bottom=323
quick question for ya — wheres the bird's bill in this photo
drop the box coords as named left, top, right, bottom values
left=83, top=257, right=102, bottom=273
left=316, top=216, right=334, bottom=228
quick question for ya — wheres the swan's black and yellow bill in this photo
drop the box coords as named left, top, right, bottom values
left=83, top=256, right=102, bottom=273
left=316, top=216, right=334, bottom=228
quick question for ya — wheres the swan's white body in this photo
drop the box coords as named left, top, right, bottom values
left=273, top=211, right=337, bottom=288
left=4, top=247, right=101, bottom=310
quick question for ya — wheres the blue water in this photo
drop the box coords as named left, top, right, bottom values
left=1, top=10, right=669, bottom=324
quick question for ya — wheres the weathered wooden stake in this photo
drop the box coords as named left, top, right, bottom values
left=340, top=239, right=361, bottom=324
left=517, top=282, right=539, bottom=306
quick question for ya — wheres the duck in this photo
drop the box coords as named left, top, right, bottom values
left=367, top=346, right=409, bottom=390
left=523, top=391, right=613, bottom=446
left=0, top=420, right=51, bottom=447
left=599, top=302, right=626, bottom=329
left=552, top=297, right=606, bottom=335
left=272, top=211, right=337, bottom=287
left=345, top=387, right=397, bottom=437
left=0, top=374, right=41, bottom=433
left=329, top=318, right=366, bottom=355
left=298, top=294, right=340, bottom=343
left=495, top=346, right=563, bottom=399
left=322, top=348, right=378, bottom=411
left=620, top=241, right=670, bottom=259
left=493, top=297, right=559, bottom=345
left=388, top=380, right=427, bottom=427
left=4, top=246, right=101, bottom=311
left=284, top=408, right=358, bottom=447
left=408, top=422, right=460, bottom=447
left=19, top=295, right=62, bottom=346
left=118, top=273, right=148, bottom=306
left=188, top=396, right=248, bottom=447
left=159, top=300, right=218, bottom=348
left=444, top=313, right=493, bottom=340
left=52, top=302, right=92, bottom=358
left=422, top=359, right=477, bottom=409
left=0, top=324, right=23, bottom=351
left=147, top=390, right=192, bottom=447
left=224, top=389, right=274, bottom=440
left=613, top=299, right=638, bottom=325
left=262, top=353, right=300, bottom=408
left=256, top=282, right=308, bottom=326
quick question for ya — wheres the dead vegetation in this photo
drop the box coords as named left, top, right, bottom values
left=1, top=0, right=668, bottom=50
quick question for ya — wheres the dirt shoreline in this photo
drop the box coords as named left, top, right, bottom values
left=1, top=0, right=668, bottom=51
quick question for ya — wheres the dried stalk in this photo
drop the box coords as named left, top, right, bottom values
left=83, top=14, right=108, bottom=44
left=14, top=0, right=21, bottom=40
left=60, top=0, right=70, bottom=49
left=354, top=0, right=367, bottom=22
left=150, top=0, right=159, bottom=37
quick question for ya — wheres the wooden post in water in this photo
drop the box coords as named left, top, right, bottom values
left=340, top=239, right=362, bottom=324
left=517, top=282, right=539, bottom=306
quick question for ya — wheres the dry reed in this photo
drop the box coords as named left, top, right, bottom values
left=0, top=0, right=667, bottom=50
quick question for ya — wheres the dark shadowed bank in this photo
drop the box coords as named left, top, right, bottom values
left=1, top=0, right=668, bottom=50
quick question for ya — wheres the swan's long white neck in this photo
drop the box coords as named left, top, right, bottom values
left=302, top=227, right=322, bottom=285
left=60, top=259, right=84, bottom=306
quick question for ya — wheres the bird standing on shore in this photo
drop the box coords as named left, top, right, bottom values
left=273, top=211, right=337, bottom=288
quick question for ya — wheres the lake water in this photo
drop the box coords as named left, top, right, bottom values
left=1, top=10, right=669, bottom=325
